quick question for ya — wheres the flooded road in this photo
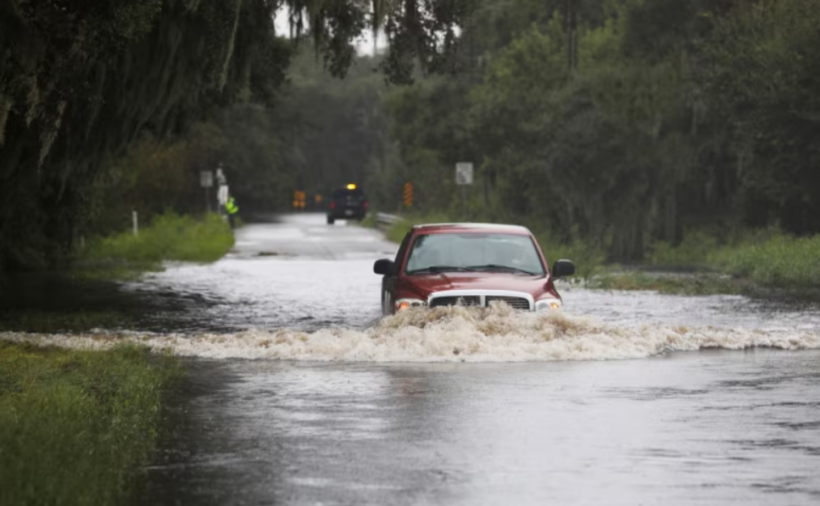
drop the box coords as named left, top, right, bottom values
left=139, top=352, right=820, bottom=506
left=120, top=214, right=397, bottom=333
left=4, top=214, right=820, bottom=505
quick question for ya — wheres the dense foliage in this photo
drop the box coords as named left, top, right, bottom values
left=2, top=0, right=818, bottom=270
left=0, top=0, right=287, bottom=270
left=76, top=212, right=235, bottom=277
left=370, top=0, right=820, bottom=261
left=0, top=0, right=469, bottom=271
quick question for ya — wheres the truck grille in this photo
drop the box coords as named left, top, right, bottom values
left=485, top=296, right=531, bottom=310
left=429, top=296, right=481, bottom=308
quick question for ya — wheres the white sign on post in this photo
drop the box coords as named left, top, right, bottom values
left=455, top=162, right=474, bottom=185
left=200, top=170, right=214, bottom=188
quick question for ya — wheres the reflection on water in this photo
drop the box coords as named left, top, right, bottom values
left=138, top=351, right=820, bottom=506
left=0, top=272, right=233, bottom=333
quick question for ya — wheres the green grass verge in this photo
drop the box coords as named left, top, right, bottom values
left=359, top=213, right=378, bottom=229
left=532, top=231, right=606, bottom=280
left=645, top=229, right=820, bottom=293
left=75, top=212, right=234, bottom=278
left=585, top=271, right=749, bottom=296
left=0, top=341, right=180, bottom=506
left=711, top=232, right=820, bottom=289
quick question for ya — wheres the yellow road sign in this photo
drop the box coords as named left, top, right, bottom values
left=293, top=190, right=307, bottom=210
left=403, top=182, right=413, bottom=207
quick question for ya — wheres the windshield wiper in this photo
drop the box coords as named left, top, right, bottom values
left=406, top=265, right=472, bottom=275
left=464, top=264, right=539, bottom=275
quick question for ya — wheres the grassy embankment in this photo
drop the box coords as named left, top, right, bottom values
left=376, top=214, right=820, bottom=299
left=599, top=230, right=820, bottom=298
left=74, top=212, right=235, bottom=279
left=0, top=341, right=179, bottom=506
left=0, top=217, right=225, bottom=501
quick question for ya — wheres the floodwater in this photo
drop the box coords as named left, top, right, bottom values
left=3, top=214, right=820, bottom=505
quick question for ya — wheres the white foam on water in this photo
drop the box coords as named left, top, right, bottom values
left=2, top=305, right=818, bottom=362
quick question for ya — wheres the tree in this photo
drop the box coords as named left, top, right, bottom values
left=701, top=0, right=820, bottom=233
left=0, top=0, right=474, bottom=271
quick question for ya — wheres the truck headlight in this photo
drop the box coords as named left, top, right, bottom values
left=395, top=299, right=426, bottom=311
left=535, top=299, right=562, bottom=311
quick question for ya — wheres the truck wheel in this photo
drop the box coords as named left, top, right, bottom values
left=327, top=216, right=335, bottom=225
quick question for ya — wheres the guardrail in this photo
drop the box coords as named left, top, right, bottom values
left=376, top=212, right=402, bottom=228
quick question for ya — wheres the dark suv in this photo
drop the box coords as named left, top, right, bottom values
left=327, top=185, right=368, bottom=224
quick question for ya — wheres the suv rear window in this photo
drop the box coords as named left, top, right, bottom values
left=333, top=189, right=364, bottom=199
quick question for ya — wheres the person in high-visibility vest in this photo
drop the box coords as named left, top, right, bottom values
left=225, top=195, right=239, bottom=228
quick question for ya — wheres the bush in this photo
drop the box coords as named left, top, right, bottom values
left=711, top=232, right=820, bottom=288
left=648, top=230, right=721, bottom=270
left=533, top=230, right=607, bottom=280
left=77, top=212, right=234, bottom=273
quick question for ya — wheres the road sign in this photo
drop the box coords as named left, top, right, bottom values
left=403, top=182, right=413, bottom=207
left=456, top=162, right=473, bottom=185
left=200, top=171, right=213, bottom=188
left=293, top=190, right=306, bottom=210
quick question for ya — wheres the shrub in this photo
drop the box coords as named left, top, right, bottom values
left=77, top=212, right=234, bottom=272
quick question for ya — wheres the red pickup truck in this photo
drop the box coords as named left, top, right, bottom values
left=373, top=223, right=575, bottom=315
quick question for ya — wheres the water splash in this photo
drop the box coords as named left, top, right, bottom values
left=2, top=305, right=818, bottom=362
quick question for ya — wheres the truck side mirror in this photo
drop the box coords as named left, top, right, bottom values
left=552, top=259, right=576, bottom=278
left=374, top=259, right=396, bottom=275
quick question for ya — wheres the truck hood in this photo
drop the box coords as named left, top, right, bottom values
left=403, top=272, right=552, bottom=299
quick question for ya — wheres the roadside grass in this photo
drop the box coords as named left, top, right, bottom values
left=0, top=341, right=180, bottom=506
left=75, top=212, right=234, bottom=278
left=532, top=231, right=606, bottom=280
left=710, top=232, right=820, bottom=289
left=638, top=228, right=820, bottom=294
left=378, top=213, right=820, bottom=298
left=586, top=271, right=748, bottom=296
left=581, top=231, right=820, bottom=298
left=359, top=213, right=377, bottom=229
left=646, top=229, right=722, bottom=271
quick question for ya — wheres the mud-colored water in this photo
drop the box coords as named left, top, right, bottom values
left=4, top=304, right=819, bottom=362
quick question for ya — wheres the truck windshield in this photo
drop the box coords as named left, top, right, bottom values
left=405, top=233, right=545, bottom=276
